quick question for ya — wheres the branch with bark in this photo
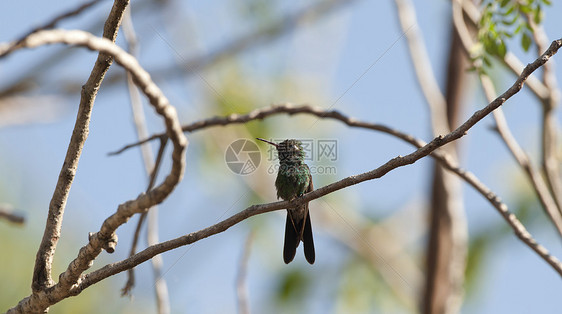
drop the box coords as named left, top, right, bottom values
left=98, top=36, right=562, bottom=287
left=2, top=27, right=187, bottom=313
left=452, top=0, right=562, bottom=235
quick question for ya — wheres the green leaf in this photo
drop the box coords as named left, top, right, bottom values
left=542, top=0, right=552, bottom=5
left=483, top=55, right=492, bottom=67
left=521, top=32, right=532, bottom=52
left=497, top=39, right=507, bottom=58
left=500, top=0, right=511, bottom=7
left=519, top=5, right=532, bottom=14
left=533, top=5, right=543, bottom=24
left=501, top=15, right=518, bottom=26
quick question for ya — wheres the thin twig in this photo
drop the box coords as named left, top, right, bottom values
left=4, top=29, right=187, bottom=314
left=120, top=8, right=170, bottom=312
left=236, top=232, right=254, bottom=314
left=0, top=204, right=25, bottom=225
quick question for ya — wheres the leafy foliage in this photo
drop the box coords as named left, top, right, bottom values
left=472, top=0, right=551, bottom=73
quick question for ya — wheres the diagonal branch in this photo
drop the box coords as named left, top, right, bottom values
left=79, top=40, right=562, bottom=293
left=80, top=90, right=562, bottom=294
left=3, top=29, right=187, bottom=313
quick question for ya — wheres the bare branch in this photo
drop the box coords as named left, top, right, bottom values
left=395, top=1, right=467, bottom=312
left=80, top=42, right=562, bottom=292
left=236, top=232, right=254, bottom=314
left=526, top=13, right=562, bottom=215
left=122, top=138, right=167, bottom=297
left=0, top=0, right=130, bottom=294
left=0, top=204, right=25, bottom=225
left=81, top=95, right=562, bottom=293
left=119, top=9, right=170, bottom=312
left=4, top=28, right=187, bottom=313
left=394, top=0, right=448, bottom=136
left=483, top=75, right=562, bottom=235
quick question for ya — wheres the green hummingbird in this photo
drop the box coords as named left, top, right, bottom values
left=257, top=138, right=315, bottom=264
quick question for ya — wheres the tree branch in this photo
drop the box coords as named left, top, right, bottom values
left=451, top=0, right=562, bottom=235
left=120, top=8, right=170, bottom=313
left=3, top=28, right=187, bottom=313
left=79, top=41, right=562, bottom=293
left=236, top=232, right=253, bottom=314
left=484, top=76, right=562, bottom=235
left=1, top=0, right=130, bottom=294
left=526, top=13, right=562, bottom=215
left=395, top=1, right=467, bottom=312
left=0, top=204, right=25, bottom=225
left=80, top=95, right=562, bottom=294
left=112, top=23, right=558, bottom=159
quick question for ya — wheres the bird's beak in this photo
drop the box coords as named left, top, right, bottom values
left=256, top=138, right=278, bottom=148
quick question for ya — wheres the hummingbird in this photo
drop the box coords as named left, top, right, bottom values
left=256, top=138, right=315, bottom=264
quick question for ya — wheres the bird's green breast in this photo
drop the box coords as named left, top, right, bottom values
left=275, top=163, right=310, bottom=200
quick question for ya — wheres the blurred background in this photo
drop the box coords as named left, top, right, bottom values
left=1, top=0, right=562, bottom=313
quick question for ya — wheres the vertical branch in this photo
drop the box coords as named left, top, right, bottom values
left=423, top=31, right=467, bottom=314
left=122, top=7, right=170, bottom=314
left=527, top=15, right=562, bottom=212
left=32, top=0, right=129, bottom=293
left=236, top=232, right=254, bottom=314
left=395, top=0, right=467, bottom=313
